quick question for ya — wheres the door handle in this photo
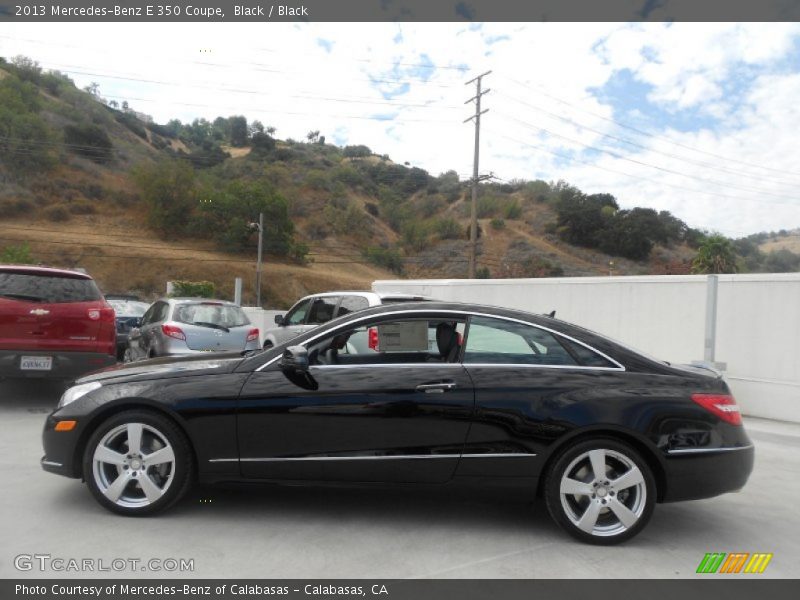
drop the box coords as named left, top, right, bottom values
left=415, top=382, right=457, bottom=393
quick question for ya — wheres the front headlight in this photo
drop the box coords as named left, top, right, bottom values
left=58, top=382, right=102, bottom=408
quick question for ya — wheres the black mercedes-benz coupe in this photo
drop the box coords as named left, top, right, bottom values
left=41, top=301, right=753, bottom=544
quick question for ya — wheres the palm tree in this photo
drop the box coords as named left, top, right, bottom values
left=691, top=235, right=738, bottom=274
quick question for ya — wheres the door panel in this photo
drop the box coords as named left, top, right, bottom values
left=237, top=364, right=475, bottom=483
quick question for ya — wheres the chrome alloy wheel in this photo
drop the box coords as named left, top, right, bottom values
left=559, top=448, right=646, bottom=537
left=92, top=423, right=176, bottom=508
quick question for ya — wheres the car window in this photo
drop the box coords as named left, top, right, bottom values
left=306, top=296, right=340, bottom=325
left=463, top=316, right=578, bottom=366
left=107, top=300, right=150, bottom=317
left=284, top=298, right=312, bottom=326
left=0, top=272, right=101, bottom=303
left=173, top=303, right=250, bottom=328
left=559, top=338, right=617, bottom=368
left=336, top=295, right=369, bottom=317
left=146, top=302, right=169, bottom=324
left=307, top=319, right=465, bottom=366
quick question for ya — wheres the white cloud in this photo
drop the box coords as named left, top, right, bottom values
left=1, top=22, right=799, bottom=235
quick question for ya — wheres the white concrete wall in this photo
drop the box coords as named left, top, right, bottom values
left=373, top=274, right=800, bottom=423
left=241, top=307, right=283, bottom=347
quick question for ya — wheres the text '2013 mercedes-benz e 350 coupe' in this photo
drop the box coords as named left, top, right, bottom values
left=41, top=301, right=754, bottom=544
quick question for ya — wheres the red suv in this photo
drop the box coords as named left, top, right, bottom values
left=0, top=266, right=116, bottom=379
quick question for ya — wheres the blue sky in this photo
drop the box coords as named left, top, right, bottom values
left=2, top=22, right=799, bottom=235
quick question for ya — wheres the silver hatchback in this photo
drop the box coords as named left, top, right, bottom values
left=125, top=298, right=259, bottom=361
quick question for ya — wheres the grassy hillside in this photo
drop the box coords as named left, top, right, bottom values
left=1, top=57, right=796, bottom=307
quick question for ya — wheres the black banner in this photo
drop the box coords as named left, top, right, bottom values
left=4, top=580, right=800, bottom=600
left=2, top=0, right=800, bottom=22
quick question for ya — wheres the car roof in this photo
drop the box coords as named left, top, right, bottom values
left=295, top=291, right=428, bottom=301
left=0, top=265, right=93, bottom=279
left=162, top=297, right=239, bottom=305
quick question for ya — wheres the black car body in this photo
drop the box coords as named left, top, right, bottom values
left=41, top=302, right=753, bottom=543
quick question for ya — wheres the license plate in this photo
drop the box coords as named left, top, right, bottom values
left=20, top=356, right=53, bottom=371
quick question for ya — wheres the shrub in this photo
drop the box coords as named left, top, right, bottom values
left=363, top=246, right=404, bottom=274
left=0, top=197, right=34, bottom=217
left=0, top=243, right=34, bottom=264
left=43, top=205, right=71, bottom=222
left=477, top=195, right=500, bottom=218
left=504, top=200, right=522, bottom=219
left=476, top=266, right=492, bottom=279
left=364, top=202, right=379, bottom=217
left=401, top=219, right=432, bottom=252
left=343, top=145, right=372, bottom=158
left=64, top=123, right=113, bottom=163
left=67, top=201, right=96, bottom=215
left=490, top=218, right=505, bottom=230
left=114, top=111, right=148, bottom=139
left=171, top=280, right=215, bottom=298
left=434, top=217, right=461, bottom=240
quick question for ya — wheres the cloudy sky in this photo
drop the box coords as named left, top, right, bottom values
left=3, top=22, right=800, bottom=236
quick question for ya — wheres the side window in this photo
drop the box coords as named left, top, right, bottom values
left=284, top=299, right=312, bottom=326
left=306, top=296, right=339, bottom=325
left=140, top=305, right=156, bottom=326
left=152, top=302, right=169, bottom=324
left=336, top=295, right=369, bottom=317
left=307, top=319, right=465, bottom=366
left=463, top=316, right=577, bottom=366
left=560, top=338, right=617, bottom=368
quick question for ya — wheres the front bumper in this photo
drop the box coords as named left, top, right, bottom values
left=661, top=444, right=755, bottom=502
left=0, top=350, right=116, bottom=380
left=41, top=414, right=83, bottom=479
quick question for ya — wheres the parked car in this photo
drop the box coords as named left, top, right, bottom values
left=262, top=291, right=428, bottom=349
left=124, top=298, right=259, bottom=361
left=41, top=301, right=753, bottom=544
left=106, top=299, right=151, bottom=362
left=105, top=294, right=143, bottom=302
left=0, top=266, right=116, bottom=379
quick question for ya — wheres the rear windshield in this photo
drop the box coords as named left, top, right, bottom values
left=0, top=272, right=102, bottom=303
left=107, top=300, right=150, bottom=317
left=173, top=303, right=250, bottom=328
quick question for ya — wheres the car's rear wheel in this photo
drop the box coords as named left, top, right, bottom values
left=263, top=340, right=274, bottom=350
left=544, top=438, right=655, bottom=545
left=82, top=410, right=193, bottom=516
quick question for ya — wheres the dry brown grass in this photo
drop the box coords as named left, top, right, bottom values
left=760, top=234, right=800, bottom=254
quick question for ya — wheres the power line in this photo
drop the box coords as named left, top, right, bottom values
left=495, top=90, right=800, bottom=189
left=498, top=73, right=800, bottom=179
left=493, top=112, right=800, bottom=205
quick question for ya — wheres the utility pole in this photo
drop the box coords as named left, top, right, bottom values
left=255, top=212, right=264, bottom=307
left=464, top=70, right=491, bottom=278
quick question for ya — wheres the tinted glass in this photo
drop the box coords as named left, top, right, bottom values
left=284, top=299, right=311, bottom=326
left=559, top=338, right=616, bottom=368
left=464, top=316, right=577, bottom=366
left=0, top=272, right=101, bottom=303
left=147, top=302, right=169, bottom=324
left=336, top=295, right=369, bottom=317
left=307, top=296, right=339, bottom=325
left=307, top=319, right=465, bottom=366
left=173, top=303, right=250, bottom=328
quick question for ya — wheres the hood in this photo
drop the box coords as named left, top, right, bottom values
left=76, top=352, right=244, bottom=384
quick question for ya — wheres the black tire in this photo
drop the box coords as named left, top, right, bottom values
left=263, top=340, right=274, bottom=350
left=82, top=410, right=194, bottom=516
left=544, top=437, right=656, bottom=545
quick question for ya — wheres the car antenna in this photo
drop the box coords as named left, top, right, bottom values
left=548, top=310, right=556, bottom=318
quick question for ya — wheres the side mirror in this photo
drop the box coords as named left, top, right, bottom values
left=274, top=314, right=285, bottom=326
left=279, top=345, right=308, bottom=373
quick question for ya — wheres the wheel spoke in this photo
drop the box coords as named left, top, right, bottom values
left=94, top=445, right=127, bottom=466
left=144, top=446, right=174, bottom=466
left=138, top=473, right=164, bottom=502
left=126, top=423, right=143, bottom=455
left=608, top=496, right=639, bottom=529
left=588, top=449, right=606, bottom=481
left=104, top=472, right=132, bottom=502
left=561, top=477, right=593, bottom=496
left=576, top=501, right=602, bottom=533
left=611, top=466, right=644, bottom=490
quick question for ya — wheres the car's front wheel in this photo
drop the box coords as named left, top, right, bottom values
left=544, top=438, right=655, bottom=545
left=82, top=410, right=193, bottom=516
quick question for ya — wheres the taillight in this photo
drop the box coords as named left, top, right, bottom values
left=691, top=393, right=742, bottom=426
left=89, top=307, right=115, bottom=322
left=161, top=323, right=186, bottom=341
left=368, top=327, right=379, bottom=351
left=246, top=328, right=259, bottom=342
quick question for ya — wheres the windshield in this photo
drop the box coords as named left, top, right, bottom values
left=107, top=300, right=150, bottom=317
left=173, top=303, right=250, bottom=328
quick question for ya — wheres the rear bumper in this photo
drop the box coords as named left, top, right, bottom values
left=0, top=350, right=116, bottom=380
left=661, top=444, right=755, bottom=502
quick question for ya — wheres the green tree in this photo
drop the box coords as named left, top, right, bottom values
left=228, top=115, right=248, bottom=147
left=691, top=235, right=738, bottom=274
left=0, top=74, right=57, bottom=173
left=133, top=159, right=197, bottom=236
